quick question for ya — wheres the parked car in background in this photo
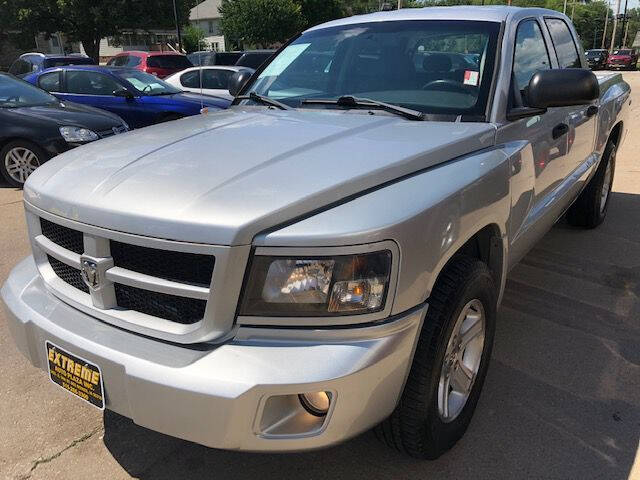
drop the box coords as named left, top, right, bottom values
left=164, top=66, right=254, bottom=100
left=0, top=73, right=127, bottom=186
left=8, top=53, right=95, bottom=78
left=585, top=49, right=608, bottom=69
left=187, top=51, right=243, bottom=66
left=25, top=65, right=230, bottom=129
left=106, top=51, right=193, bottom=78
left=606, top=48, right=638, bottom=70
left=235, top=50, right=276, bottom=69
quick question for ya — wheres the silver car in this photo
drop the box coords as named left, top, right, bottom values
left=1, top=6, right=630, bottom=458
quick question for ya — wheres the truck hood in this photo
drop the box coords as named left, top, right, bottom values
left=24, top=108, right=495, bottom=245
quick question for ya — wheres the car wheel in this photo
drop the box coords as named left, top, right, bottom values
left=567, top=140, right=616, bottom=228
left=0, top=140, right=48, bottom=188
left=375, top=255, right=496, bottom=459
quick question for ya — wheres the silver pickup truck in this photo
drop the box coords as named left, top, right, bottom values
left=1, top=6, right=630, bottom=459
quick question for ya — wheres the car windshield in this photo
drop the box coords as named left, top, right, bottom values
left=114, top=70, right=181, bottom=95
left=613, top=50, right=631, bottom=55
left=0, top=74, right=58, bottom=107
left=245, top=20, right=500, bottom=118
left=586, top=51, right=605, bottom=58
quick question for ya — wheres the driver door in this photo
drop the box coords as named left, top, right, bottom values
left=59, top=70, right=135, bottom=125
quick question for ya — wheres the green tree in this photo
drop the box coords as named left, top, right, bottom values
left=10, top=0, right=194, bottom=62
left=219, top=0, right=305, bottom=48
left=297, top=0, right=345, bottom=28
left=182, top=25, right=208, bottom=53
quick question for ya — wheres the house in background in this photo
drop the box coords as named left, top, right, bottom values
left=87, top=30, right=181, bottom=63
left=189, top=0, right=226, bottom=51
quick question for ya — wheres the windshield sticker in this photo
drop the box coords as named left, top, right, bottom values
left=259, top=43, right=311, bottom=77
left=464, top=70, right=479, bottom=86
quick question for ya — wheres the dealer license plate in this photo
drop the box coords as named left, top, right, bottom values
left=45, top=341, right=105, bottom=410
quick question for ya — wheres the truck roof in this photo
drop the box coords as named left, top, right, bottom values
left=306, top=6, right=565, bottom=31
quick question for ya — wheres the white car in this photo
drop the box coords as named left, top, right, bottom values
left=164, top=65, right=254, bottom=100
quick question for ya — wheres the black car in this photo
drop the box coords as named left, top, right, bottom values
left=585, top=49, right=609, bottom=70
left=235, top=50, right=276, bottom=69
left=187, top=51, right=243, bottom=66
left=0, top=73, right=128, bottom=187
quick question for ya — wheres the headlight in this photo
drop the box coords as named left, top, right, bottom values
left=240, top=250, right=392, bottom=316
left=59, top=126, right=99, bottom=143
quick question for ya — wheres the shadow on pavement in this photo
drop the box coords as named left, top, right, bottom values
left=101, top=191, right=640, bottom=479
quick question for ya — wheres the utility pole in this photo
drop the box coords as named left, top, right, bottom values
left=621, top=0, right=629, bottom=46
left=172, top=0, right=182, bottom=53
left=610, top=0, right=620, bottom=52
left=602, top=3, right=609, bottom=49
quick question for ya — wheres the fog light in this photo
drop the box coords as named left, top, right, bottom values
left=299, top=391, right=330, bottom=416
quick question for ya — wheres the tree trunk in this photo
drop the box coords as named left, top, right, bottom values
left=81, top=36, right=101, bottom=63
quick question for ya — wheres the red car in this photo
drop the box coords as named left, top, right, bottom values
left=106, top=51, right=193, bottom=78
left=606, top=48, right=638, bottom=70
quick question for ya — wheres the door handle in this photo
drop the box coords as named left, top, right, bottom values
left=552, top=123, right=569, bottom=139
left=586, top=105, right=598, bottom=117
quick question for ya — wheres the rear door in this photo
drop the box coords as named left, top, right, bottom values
left=544, top=17, right=597, bottom=174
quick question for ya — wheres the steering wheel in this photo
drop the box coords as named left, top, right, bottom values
left=422, top=79, right=476, bottom=94
left=5, top=95, right=20, bottom=103
left=142, top=84, right=152, bottom=93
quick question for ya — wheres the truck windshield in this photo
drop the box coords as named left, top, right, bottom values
left=245, top=20, right=500, bottom=118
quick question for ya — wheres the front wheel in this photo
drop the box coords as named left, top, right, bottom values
left=0, top=140, right=48, bottom=187
left=567, top=140, right=616, bottom=228
left=376, top=255, right=496, bottom=459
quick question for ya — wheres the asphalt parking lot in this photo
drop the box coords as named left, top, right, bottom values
left=1, top=71, right=639, bottom=480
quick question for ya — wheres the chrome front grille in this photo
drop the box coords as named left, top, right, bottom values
left=38, top=217, right=214, bottom=326
left=27, top=204, right=250, bottom=343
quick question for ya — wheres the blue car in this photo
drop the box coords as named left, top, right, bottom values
left=25, top=65, right=231, bottom=129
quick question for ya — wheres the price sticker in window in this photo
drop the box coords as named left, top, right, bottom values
left=463, top=70, right=479, bottom=86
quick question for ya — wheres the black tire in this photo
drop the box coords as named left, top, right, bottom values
left=375, top=255, right=496, bottom=459
left=566, top=140, right=616, bottom=229
left=0, top=139, right=49, bottom=188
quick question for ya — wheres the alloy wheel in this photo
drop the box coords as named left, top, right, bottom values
left=4, top=146, right=40, bottom=184
left=438, top=299, right=486, bottom=422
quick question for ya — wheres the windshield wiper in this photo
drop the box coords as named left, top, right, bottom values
left=301, top=96, right=424, bottom=121
left=235, top=92, right=290, bottom=110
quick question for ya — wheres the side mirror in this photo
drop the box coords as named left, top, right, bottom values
left=113, top=88, right=134, bottom=99
left=527, top=68, right=599, bottom=108
left=228, top=70, right=253, bottom=97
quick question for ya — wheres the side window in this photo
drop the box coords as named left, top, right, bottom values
left=38, top=72, right=61, bottom=92
left=66, top=71, right=120, bottom=95
left=180, top=70, right=199, bottom=88
left=545, top=18, right=581, bottom=68
left=513, top=19, right=551, bottom=92
left=202, top=69, right=233, bottom=89
left=125, top=56, right=141, bottom=67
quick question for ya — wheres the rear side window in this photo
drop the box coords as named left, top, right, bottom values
left=180, top=70, right=199, bottom=88
left=545, top=18, right=581, bottom=68
left=513, top=19, right=551, bottom=92
left=38, top=71, right=61, bottom=91
left=147, top=55, right=192, bottom=69
left=9, top=59, right=31, bottom=75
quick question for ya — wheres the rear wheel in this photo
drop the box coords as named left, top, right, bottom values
left=375, top=255, right=496, bottom=459
left=567, top=140, right=616, bottom=228
left=0, top=140, right=48, bottom=188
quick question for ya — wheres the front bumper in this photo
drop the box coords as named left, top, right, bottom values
left=1, top=256, right=425, bottom=452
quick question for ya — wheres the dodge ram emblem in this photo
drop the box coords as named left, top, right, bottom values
left=80, top=259, right=100, bottom=289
